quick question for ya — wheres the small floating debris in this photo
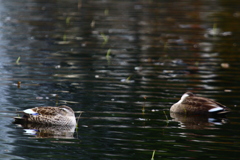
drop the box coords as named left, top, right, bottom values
left=221, top=31, right=232, bottom=36
left=49, top=94, right=58, bottom=97
left=55, top=65, right=61, bottom=69
left=134, top=66, right=143, bottom=71
left=120, top=79, right=135, bottom=83
left=55, top=41, right=71, bottom=45
left=59, top=100, right=79, bottom=104
left=75, top=37, right=83, bottom=40
left=104, top=9, right=109, bottom=16
left=121, top=76, right=135, bottom=83
left=151, top=109, right=159, bottom=112
left=36, top=97, right=44, bottom=100
left=205, top=28, right=221, bottom=37
left=224, top=89, right=232, bottom=92
left=17, top=81, right=21, bottom=88
left=12, top=82, right=22, bottom=88
left=163, top=70, right=174, bottom=73
left=221, top=63, right=229, bottom=68
left=138, top=118, right=148, bottom=121
left=205, top=28, right=232, bottom=37
left=91, top=20, right=95, bottom=28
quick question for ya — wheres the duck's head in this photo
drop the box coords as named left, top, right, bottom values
left=178, top=92, right=194, bottom=103
left=184, top=92, right=194, bottom=97
left=59, top=105, right=75, bottom=116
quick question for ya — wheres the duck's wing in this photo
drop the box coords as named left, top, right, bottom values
left=183, top=96, right=229, bottom=114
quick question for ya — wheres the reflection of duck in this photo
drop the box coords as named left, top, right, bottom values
left=170, top=112, right=228, bottom=129
left=16, top=122, right=76, bottom=139
left=14, top=105, right=76, bottom=126
left=170, top=92, right=230, bottom=115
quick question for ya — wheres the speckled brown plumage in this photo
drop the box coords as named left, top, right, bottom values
left=15, top=105, right=76, bottom=126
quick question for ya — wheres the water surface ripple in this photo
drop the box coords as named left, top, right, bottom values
left=0, top=0, right=239, bottom=159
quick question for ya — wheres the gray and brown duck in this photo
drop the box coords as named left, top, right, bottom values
left=170, top=92, right=230, bottom=115
left=14, top=105, right=76, bottom=126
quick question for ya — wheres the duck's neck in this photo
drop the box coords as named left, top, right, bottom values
left=177, top=93, right=189, bottom=104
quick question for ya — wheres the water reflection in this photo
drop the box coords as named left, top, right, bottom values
left=170, top=112, right=229, bottom=130
left=0, top=0, right=240, bottom=159
left=14, top=122, right=76, bottom=139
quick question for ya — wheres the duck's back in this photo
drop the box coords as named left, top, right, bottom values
left=15, top=106, right=76, bottom=126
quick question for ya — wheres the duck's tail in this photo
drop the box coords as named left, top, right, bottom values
left=217, top=109, right=231, bottom=115
left=210, top=107, right=231, bottom=115
left=13, top=117, right=26, bottom=124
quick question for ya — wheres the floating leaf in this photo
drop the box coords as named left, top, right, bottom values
left=104, top=9, right=109, bottom=15
left=16, top=56, right=21, bottom=65
left=151, top=150, right=156, bottom=160
left=66, top=17, right=71, bottom=25
left=106, top=49, right=111, bottom=64
left=101, top=33, right=109, bottom=45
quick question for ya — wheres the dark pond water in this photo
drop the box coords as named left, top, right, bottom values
left=0, top=0, right=240, bottom=159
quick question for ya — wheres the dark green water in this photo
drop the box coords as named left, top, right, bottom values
left=0, top=0, right=240, bottom=159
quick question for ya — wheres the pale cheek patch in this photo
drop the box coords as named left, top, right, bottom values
left=208, top=107, right=223, bottom=113
left=23, top=109, right=39, bottom=115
